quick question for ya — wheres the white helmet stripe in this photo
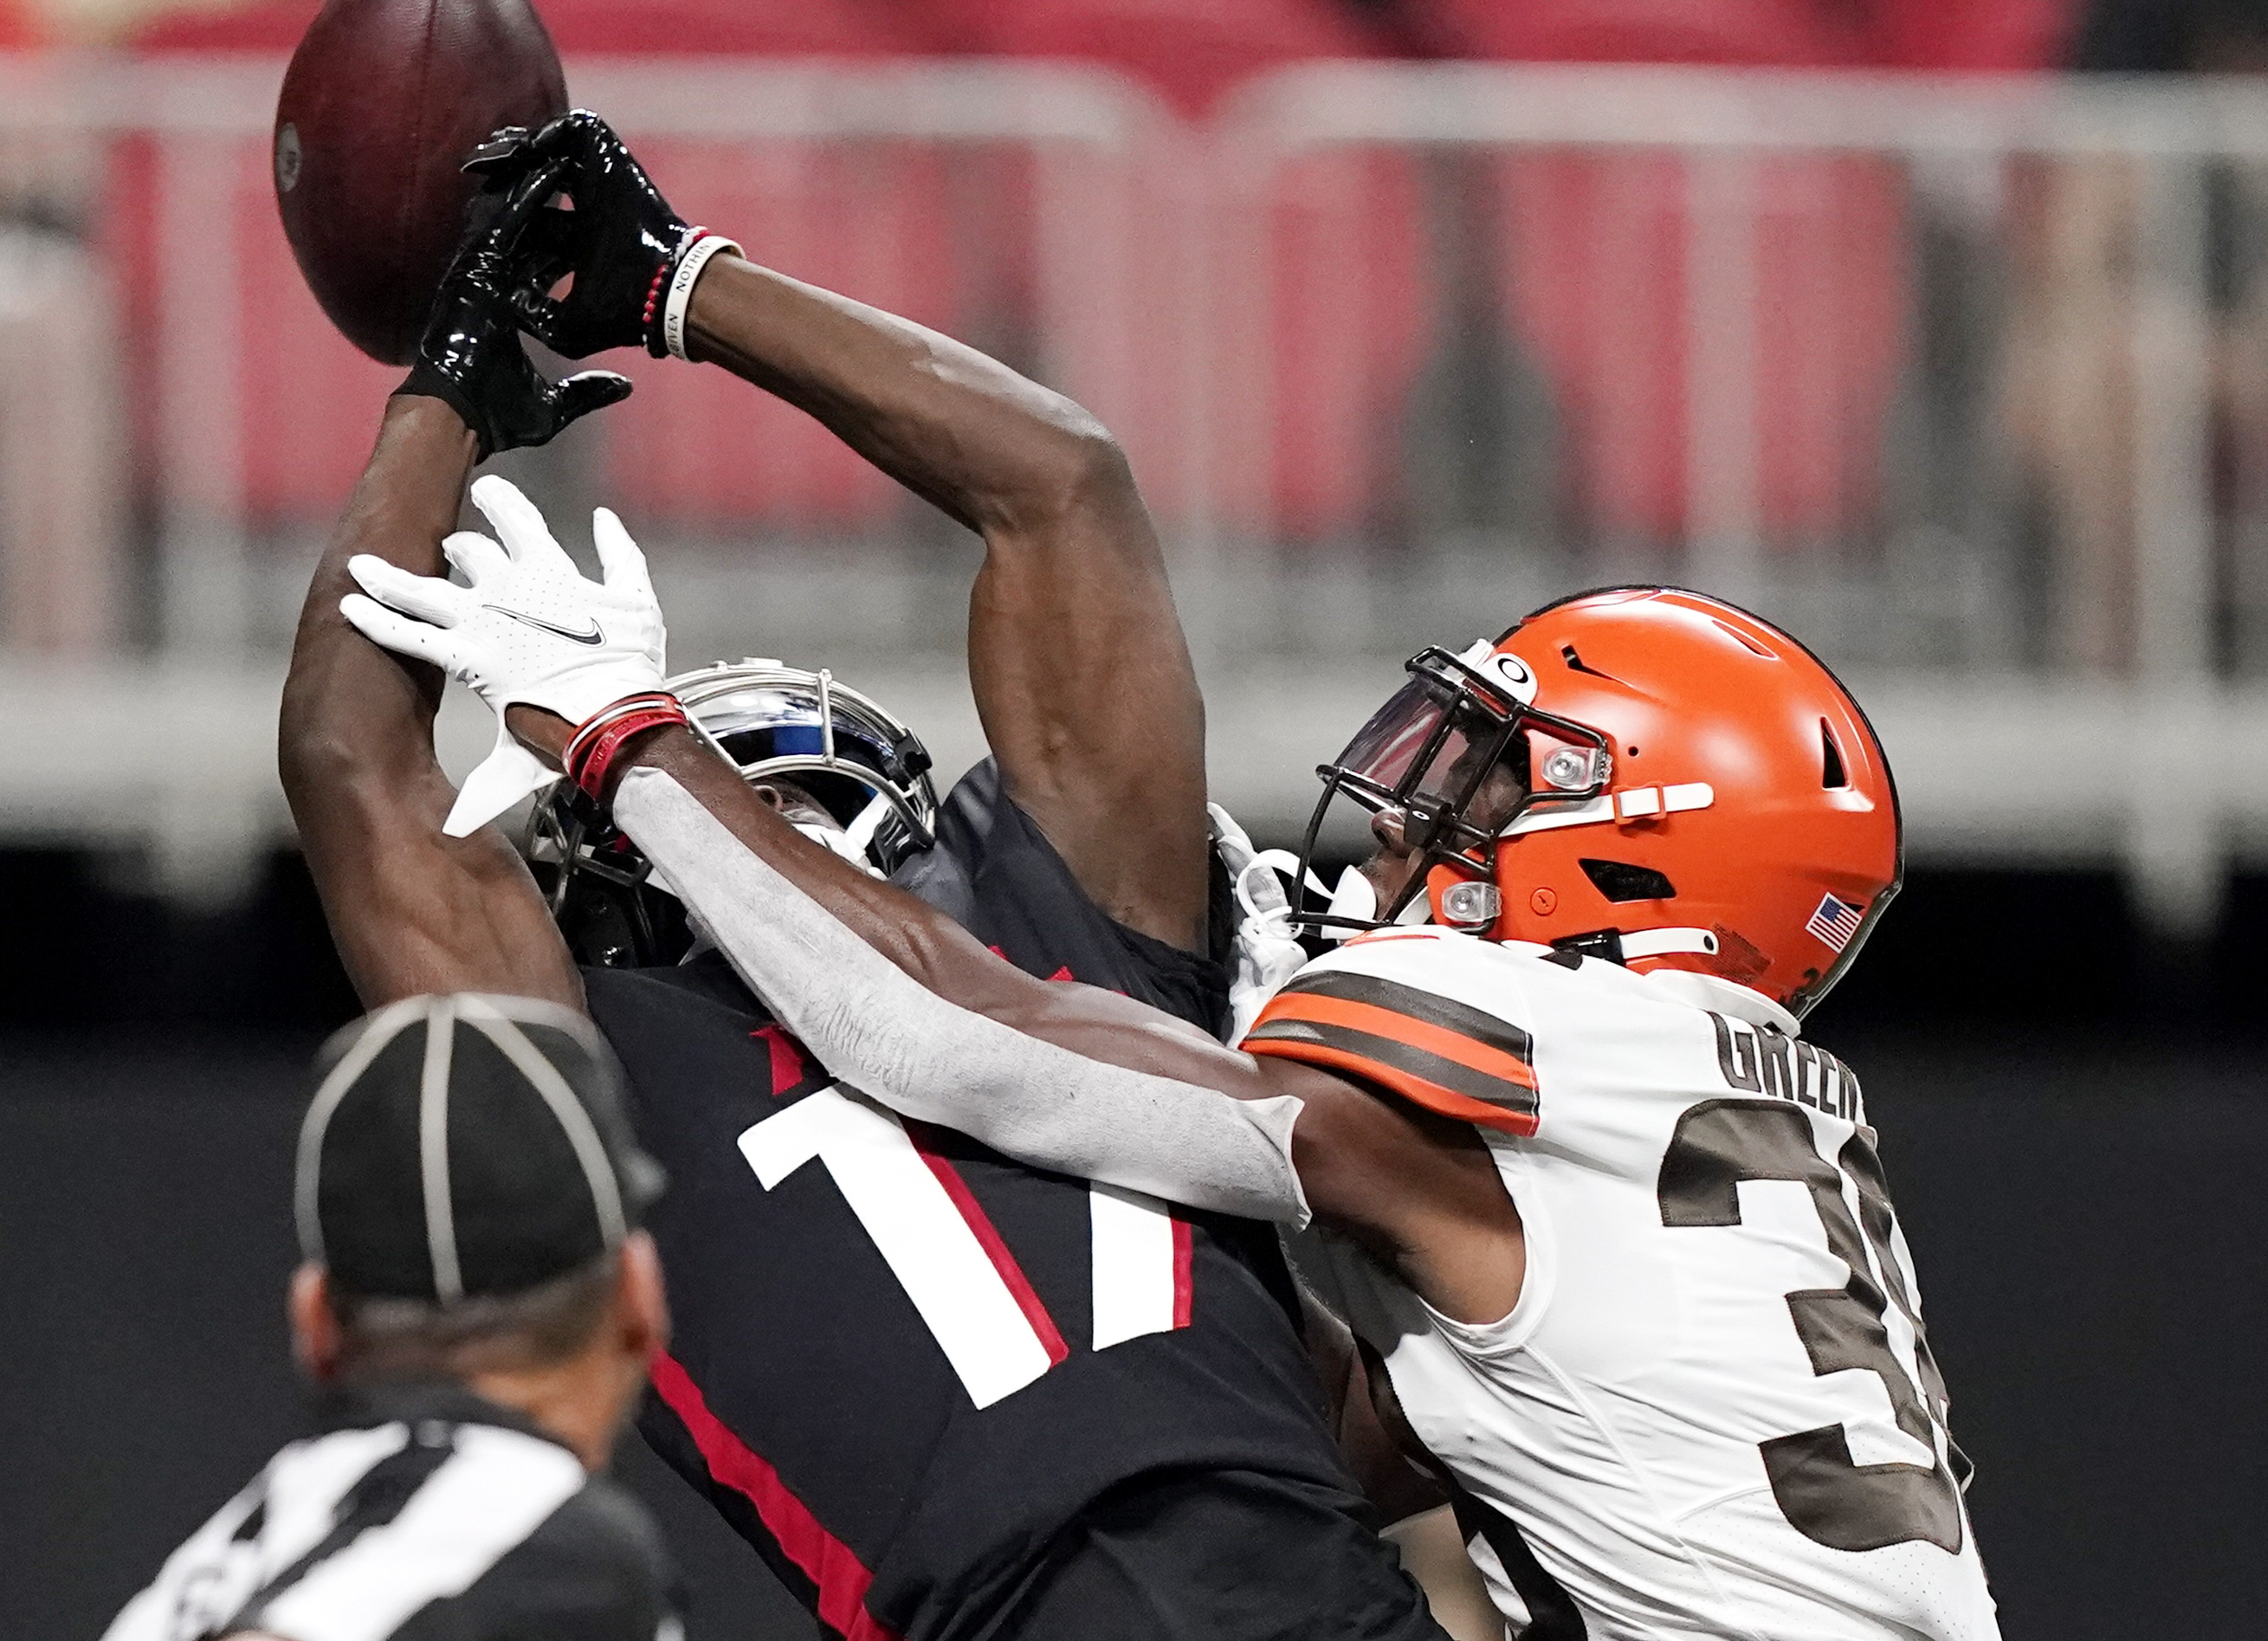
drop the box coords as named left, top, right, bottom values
left=417, top=997, right=463, bottom=1305
left=1502, top=783, right=1716, bottom=840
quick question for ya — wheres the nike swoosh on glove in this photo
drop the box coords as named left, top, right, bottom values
left=340, top=474, right=668, bottom=837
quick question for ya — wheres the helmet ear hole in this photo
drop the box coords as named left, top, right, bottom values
left=1579, top=859, right=1676, bottom=902
left=1820, top=720, right=1849, bottom=789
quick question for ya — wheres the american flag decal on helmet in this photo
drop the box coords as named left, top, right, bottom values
left=1806, top=892, right=1866, bottom=953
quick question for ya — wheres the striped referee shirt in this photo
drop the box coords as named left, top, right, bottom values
left=103, top=1383, right=676, bottom=1641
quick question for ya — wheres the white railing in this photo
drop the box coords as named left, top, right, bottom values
left=1205, top=67, right=2268, bottom=675
left=1, top=56, right=2265, bottom=931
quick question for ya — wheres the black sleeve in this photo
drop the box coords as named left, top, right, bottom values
left=890, top=758, right=1236, bottom=1039
left=394, top=1479, right=678, bottom=1641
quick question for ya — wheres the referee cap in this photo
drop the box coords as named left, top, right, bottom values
left=296, top=994, right=665, bottom=1304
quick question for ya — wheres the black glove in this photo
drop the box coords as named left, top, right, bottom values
left=397, top=158, right=634, bottom=458
left=468, top=110, right=707, bottom=360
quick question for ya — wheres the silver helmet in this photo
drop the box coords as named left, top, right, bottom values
left=528, top=659, right=938, bottom=967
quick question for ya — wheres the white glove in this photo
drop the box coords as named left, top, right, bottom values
left=339, top=474, right=667, bottom=837
left=1207, top=802, right=1312, bottom=1042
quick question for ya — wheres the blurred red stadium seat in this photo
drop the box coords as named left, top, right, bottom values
left=919, top=0, right=1422, bottom=540
left=123, top=4, right=423, bottom=529
left=0, top=0, right=45, bottom=47
left=1872, top=0, right=2074, bottom=68
left=128, top=0, right=914, bottom=54
left=1494, top=149, right=1907, bottom=545
left=533, top=0, right=914, bottom=55
left=120, top=0, right=931, bottom=536
left=534, top=1, right=939, bottom=534
left=933, top=0, right=1380, bottom=115
left=1217, top=147, right=1431, bottom=544
left=1425, top=0, right=2077, bottom=72
left=598, top=137, right=958, bottom=534
left=1424, top=0, right=1865, bottom=67
left=1416, top=0, right=1910, bottom=546
left=99, top=0, right=1991, bottom=552
left=130, top=1, right=319, bottom=50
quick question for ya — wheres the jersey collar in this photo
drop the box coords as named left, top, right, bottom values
left=1641, top=969, right=1801, bottom=1037
left=313, top=1379, right=576, bottom=1454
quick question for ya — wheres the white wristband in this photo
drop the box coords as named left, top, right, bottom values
left=662, top=233, right=742, bottom=362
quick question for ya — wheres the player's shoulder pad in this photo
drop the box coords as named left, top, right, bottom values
left=1241, top=927, right=1541, bottom=1137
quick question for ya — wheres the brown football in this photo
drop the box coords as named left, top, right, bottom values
left=274, top=0, right=568, bottom=365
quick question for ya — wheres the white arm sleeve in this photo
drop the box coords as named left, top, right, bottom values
left=612, top=767, right=1311, bottom=1225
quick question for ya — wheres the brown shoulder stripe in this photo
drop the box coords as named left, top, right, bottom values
left=1248, top=989, right=1536, bottom=1095
left=1275, top=969, right=1535, bottom=1064
left=1244, top=1014, right=1541, bottom=1128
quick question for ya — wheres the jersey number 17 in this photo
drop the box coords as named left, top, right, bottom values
left=741, top=1086, right=1190, bottom=1409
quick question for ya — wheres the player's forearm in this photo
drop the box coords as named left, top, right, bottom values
left=607, top=761, right=1311, bottom=1222
left=686, top=255, right=1129, bottom=540
left=279, top=396, right=476, bottom=805
left=590, top=725, right=1230, bottom=1075
left=604, top=722, right=1018, bottom=996
left=523, top=713, right=1293, bottom=1144
left=687, top=255, right=1210, bottom=948
left=277, top=397, right=573, bottom=1011
left=568, top=727, right=1509, bottom=1295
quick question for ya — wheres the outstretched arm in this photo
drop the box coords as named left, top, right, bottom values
left=682, top=258, right=1210, bottom=952
left=505, top=713, right=1522, bottom=1324
left=280, top=158, right=630, bottom=1009
left=339, top=468, right=1515, bottom=1315
left=509, top=113, right=1208, bottom=951
left=280, top=398, right=580, bottom=1010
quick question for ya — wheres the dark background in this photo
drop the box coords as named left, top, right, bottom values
left=6, top=854, right=2265, bottom=1640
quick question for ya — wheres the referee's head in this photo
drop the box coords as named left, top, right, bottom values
left=288, top=994, right=669, bottom=1465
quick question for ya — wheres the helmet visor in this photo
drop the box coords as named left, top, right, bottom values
left=1334, top=675, right=1456, bottom=800
left=1296, top=645, right=1607, bottom=932
left=1331, top=669, right=1526, bottom=839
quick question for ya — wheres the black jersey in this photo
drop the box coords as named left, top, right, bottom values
left=583, top=763, right=1385, bottom=1641
left=890, top=758, right=1236, bottom=1037
left=104, top=1383, right=675, bottom=1641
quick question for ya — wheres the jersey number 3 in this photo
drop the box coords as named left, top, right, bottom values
left=740, top=1087, right=1188, bottom=1410
left=1657, top=1099, right=1969, bottom=1554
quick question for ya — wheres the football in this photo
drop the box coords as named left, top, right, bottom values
left=274, top=0, right=569, bottom=365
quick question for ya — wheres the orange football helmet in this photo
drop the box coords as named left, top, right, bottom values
left=1297, top=587, right=1901, bottom=1018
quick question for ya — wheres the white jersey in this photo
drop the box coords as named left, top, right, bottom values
left=1246, top=927, right=1998, bottom=1641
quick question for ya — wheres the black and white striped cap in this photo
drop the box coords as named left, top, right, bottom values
left=295, top=995, right=665, bottom=1303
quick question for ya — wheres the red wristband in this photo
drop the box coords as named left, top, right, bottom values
left=565, top=693, right=688, bottom=803
left=643, top=225, right=715, bottom=350
left=563, top=690, right=680, bottom=773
